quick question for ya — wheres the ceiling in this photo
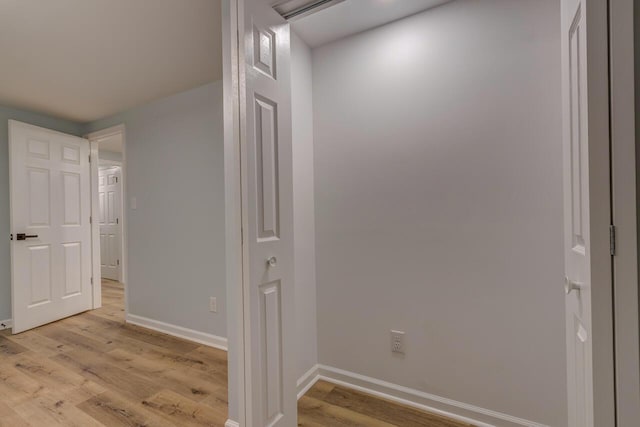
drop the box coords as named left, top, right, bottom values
left=291, top=0, right=454, bottom=48
left=0, top=0, right=222, bottom=123
left=98, top=133, right=123, bottom=154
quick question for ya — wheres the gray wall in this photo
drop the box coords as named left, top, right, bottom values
left=636, top=0, right=640, bottom=374
left=291, top=32, right=318, bottom=379
left=311, top=0, right=566, bottom=425
left=98, top=150, right=123, bottom=163
left=635, top=6, right=640, bottom=417
left=83, top=81, right=226, bottom=338
left=0, top=106, right=82, bottom=322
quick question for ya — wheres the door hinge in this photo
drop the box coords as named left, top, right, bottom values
left=610, top=224, right=616, bottom=256
left=91, top=277, right=94, bottom=285
left=117, top=259, right=120, bottom=266
left=116, top=218, right=119, bottom=224
left=89, top=216, right=92, bottom=224
left=89, top=154, right=91, bottom=163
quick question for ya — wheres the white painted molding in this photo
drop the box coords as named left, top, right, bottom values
left=0, top=319, right=12, bottom=330
left=296, top=364, right=321, bottom=399
left=126, top=314, right=228, bottom=351
left=315, top=365, right=550, bottom=427
left=224, top=420, right=240, bottom=427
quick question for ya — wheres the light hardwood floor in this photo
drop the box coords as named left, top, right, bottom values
left=0, top=280, right=472, bottom=427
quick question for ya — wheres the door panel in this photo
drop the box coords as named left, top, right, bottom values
left=63, top=172, right=81, bottom=225
left=561, top=0, right=614, bottom=425
left=242, top=1, right=296, bottom=425
left=98, top=166, right=122, bottom=281
left=62, top=242, right=82, bottom=297
left=563, top=0, right=593, bottom=427
left=10, top=120, right=93, bottom=333
left=28, top=168, right=50, bottom=226
left=28, top=244, right=52, bottom=305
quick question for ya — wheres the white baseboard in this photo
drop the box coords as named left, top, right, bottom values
left=0, top=319, right=12, bottom=330
left=296, top=364, right=321, bottom=399
left=306, top=364, right=549, bottom=427
left=224, top=420, right=239, bottom=427
left=126, top=314, right=228, bottom=351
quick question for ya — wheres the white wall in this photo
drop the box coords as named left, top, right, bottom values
left=291, top=32, right=318, bottom=379
left=83, top=81, right=227, bottom=339
left=311, top=1, right=566, bottom=425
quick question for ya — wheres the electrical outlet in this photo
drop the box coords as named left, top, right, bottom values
left=209, top=297, right=217, bottom=313
left=391, top=330, right=405, bottom=354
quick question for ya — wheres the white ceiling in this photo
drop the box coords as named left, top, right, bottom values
left=98, top=133, right=123, bottom=154
left=291, top=0, right=454, bottom=48
left=0, top=0, right=222, bottom=123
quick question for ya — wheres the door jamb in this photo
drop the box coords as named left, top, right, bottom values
left=609, top=0, right=640, bottom=423
left=89, top=139, right=101, bottom=309
left=223, top=0, right=247, bottom=426
left=85, top=124, right=128, bottom=314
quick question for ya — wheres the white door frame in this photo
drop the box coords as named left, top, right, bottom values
left=85, top=124, right=128, bottom=315
left=609, top=0, right=640, bottom=423
left=222, top=0, right=639, bottom=426
left=222, top=0, right=246, bottom=425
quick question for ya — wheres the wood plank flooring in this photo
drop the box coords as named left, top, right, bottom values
left=0, top=280, right=472, bottom=427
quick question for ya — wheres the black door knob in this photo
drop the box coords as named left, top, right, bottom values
left=16, top=233, right=38, bottom=241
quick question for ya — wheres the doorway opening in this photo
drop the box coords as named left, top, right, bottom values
left=87, top=125, right=128, bottom=314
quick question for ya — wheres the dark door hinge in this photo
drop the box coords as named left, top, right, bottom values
left=610, top=224, right=616, bottom=256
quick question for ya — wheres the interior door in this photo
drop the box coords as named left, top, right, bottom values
left=9, top=120, right=93, bottom=334
left=241, top=1, right=296, bottom=425
left=99, top=166, right=122, bottom=281
left=561, top=0, right=614, bottom=425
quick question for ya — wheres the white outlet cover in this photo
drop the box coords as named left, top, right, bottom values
left=209, top=297, right=217, bottom=313
left=391, top=330, right=405, bottom=354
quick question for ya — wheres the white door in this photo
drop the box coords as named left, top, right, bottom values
left=240, top=1, right=296, bottom=425
left=561, top=0, right=615, bottom=425
left=99, top=166, right=122, bottom=281
left=9, top=120, right=93, bottom=334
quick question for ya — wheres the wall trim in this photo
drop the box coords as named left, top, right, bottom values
left=296, top=364, right=321, bottom=399
left=224, top=420, right=239, bottom=427
left=126, top=314, right=227, bottom=350
left=0, top=319, right=12, bottom=330
left=313, top=364, right=549, bottom=427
